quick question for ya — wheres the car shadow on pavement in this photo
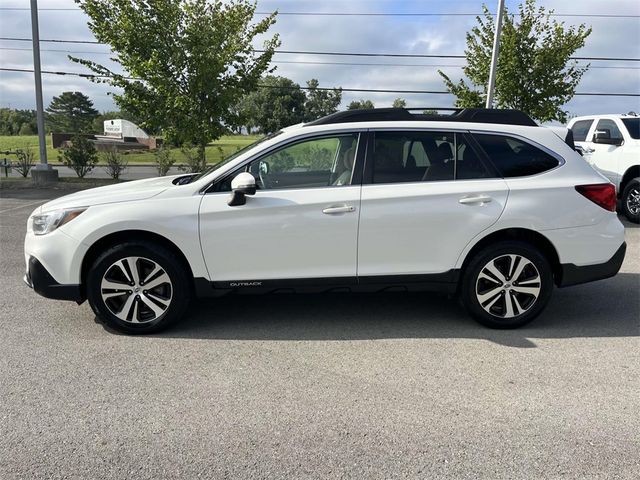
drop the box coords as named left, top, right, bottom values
left=145, top=272, right=640, bottom=348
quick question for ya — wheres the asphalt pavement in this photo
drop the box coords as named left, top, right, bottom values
left=1, top=188, right=639, bottom=479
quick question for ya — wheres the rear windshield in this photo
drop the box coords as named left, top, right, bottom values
left=621, top=118, right=640, bottom=139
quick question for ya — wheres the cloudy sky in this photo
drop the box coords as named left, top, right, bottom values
left=1, top=0, right=639, bottom=123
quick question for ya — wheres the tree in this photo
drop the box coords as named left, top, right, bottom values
left=45, top=91, right=98, bottom=133
left=0, top=108, right=37, bottom=136
left=59, top=135, right=98, bottom=178
left=303, top=79, right=342, bottom=122
left=392, top=98, right=407, bottom=108
left=240, top=76, right=307, bottom=133
left=347, top=99, right=375, bottom=110
left=72, top=0, right=279, bottom=162
left=439, top=0, right=591, bottom=123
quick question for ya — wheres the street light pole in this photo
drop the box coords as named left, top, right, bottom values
left=30, top=0, right=48, bottom=169
left=30, top=0, right=58, bottom=184
left=486, top=0, right=506, bottom=108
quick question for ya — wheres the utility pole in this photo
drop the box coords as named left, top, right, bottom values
left=30, top=0, right=58, bottom=184
left=485, top=0, right=506, bottom=108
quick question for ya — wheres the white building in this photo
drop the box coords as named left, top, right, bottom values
left=103, top=119, right=149, bottom=139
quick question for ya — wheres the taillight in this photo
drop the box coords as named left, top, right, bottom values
left=575, top=184, right=617, bottom=212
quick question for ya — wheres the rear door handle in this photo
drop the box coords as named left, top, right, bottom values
left=459, top=195, right=493, bottom=205
left=323, top=205, right=355, bottom=214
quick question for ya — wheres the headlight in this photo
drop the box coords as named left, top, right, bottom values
left=29, top=208, right=87, bottom=235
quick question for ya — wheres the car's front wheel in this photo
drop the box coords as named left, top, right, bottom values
left=87, top=242, right=191, bottom=334
left=621, top=177, right=640, bottom=223
left=461, top=241, right=554, bottom=329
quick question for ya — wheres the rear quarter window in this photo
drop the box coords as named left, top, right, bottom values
left=570, top=119, right=594, bottom=142
left=473, top=134, right=560, bottom=178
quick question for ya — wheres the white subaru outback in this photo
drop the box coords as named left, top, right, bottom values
left=24, top=108, right=626, bottom=334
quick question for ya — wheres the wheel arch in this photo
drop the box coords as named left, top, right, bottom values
left=80, top=230, right=196, bottom=295
left=459, top=228, right=562, bottom=287
left=620, top=165, right=640, bottom=196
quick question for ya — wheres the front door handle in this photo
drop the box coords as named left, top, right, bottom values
left=323, top=205, right=355, bottom=214
left=459, top=195, right=493, bottom=205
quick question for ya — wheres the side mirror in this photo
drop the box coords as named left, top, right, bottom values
left=228, top=172, right=257, bottom=206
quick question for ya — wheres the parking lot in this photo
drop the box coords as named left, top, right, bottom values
left=1, top=188, right=638, bottom=479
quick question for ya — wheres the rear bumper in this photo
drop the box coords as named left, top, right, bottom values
left=558, top=242, right=626, bottom=287
left=24, top=256, right=84, bottom=303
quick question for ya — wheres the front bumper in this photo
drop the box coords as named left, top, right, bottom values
left=558, top=242, right=626, bottom=287
left=24, top=256, right=84, bottom=303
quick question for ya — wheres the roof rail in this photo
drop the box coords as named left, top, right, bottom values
left=305, top=107, right=538, bottom=127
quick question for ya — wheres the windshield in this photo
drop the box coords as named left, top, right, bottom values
left=621, top=118, right=640, bottom=139
left=189, top=131, right=283, bottom=182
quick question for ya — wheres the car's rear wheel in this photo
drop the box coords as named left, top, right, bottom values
left=621, top=177, right=640, bottom=223
left=87, top=242, right=191, bottom=334
left=461, top=241, right=554, bottom=329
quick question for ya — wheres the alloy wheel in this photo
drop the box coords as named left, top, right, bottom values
left=100, top=256, right=173, bottom=323
left=626, top=187, right=640, bottom=215
left=475, top=254, right=541, bottom=319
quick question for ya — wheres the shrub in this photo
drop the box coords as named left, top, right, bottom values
left=178, top=145, right=207, bottom=173
left=154, top=146, right=175, bottom=176
left=59, top=135, right=98, bottom=178
left=102, top=148, right=128, bottom=180
left=14, top=147, right=35, bottom=177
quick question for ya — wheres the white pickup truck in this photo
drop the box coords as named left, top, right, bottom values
left=568, top=113, right=639, bottom=223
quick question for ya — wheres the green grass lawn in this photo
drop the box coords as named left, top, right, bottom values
left=0, top=134, right=261, bottom=165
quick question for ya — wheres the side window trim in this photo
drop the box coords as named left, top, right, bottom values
left=208, top=131, right=366, bottom=193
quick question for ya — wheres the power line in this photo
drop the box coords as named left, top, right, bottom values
left=2, top=67, right=639, bottom=97
left=0, top=7, right=638, bottom=18
left=3, top=48, right=639, bottom=70
left=1, top=37, right=639, bottom=62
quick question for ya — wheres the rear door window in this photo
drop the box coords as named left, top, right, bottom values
left=473, top=134, right=559, bottom=177
left=368, top=131, right=494, bottom=184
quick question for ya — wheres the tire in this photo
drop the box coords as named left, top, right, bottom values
left=461, top=241, right=554, bottom=329
left=621, top=177, right=640, bottom=224
left=86, top=241, right=191, bottom=334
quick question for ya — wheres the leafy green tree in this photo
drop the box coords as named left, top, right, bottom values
left=59, top=135, right=98, bottom=178
left=0, top=108, right=37, bottom=136
left=240, top=76, right=307, bottom=133
left=439, top=0, right=591, bottom=123
left=347, top=99, right=375, bottom=110
left=303, top=79, right=342, bottom=121
left=72, top=0, right=279, bottom=162
left=392, top=98, right=407, bottom=108
left=45, top=91, right=99, bottom=133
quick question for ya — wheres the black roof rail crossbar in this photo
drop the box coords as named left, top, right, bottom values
left=306, top=108, right=538, bottom=127
left=305, top=108, right=415, bottom=125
